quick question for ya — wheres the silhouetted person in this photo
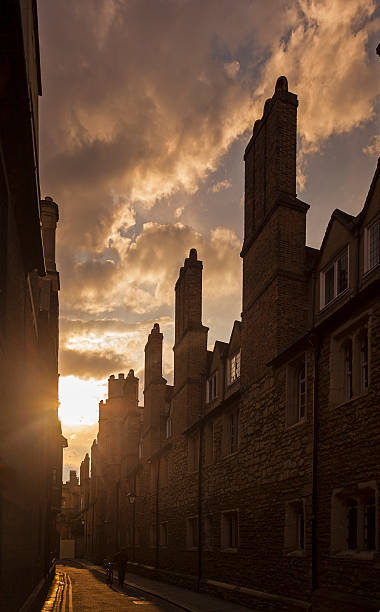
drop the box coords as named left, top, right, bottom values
left=113, top=548, right=128, bottom=587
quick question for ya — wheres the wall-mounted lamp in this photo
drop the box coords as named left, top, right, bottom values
left=127, top=492, right=136, bottom=504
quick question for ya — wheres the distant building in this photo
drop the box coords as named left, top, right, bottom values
left=57, top=471, right=84, bottom=558
left=82, top=77, right=380, bottom=611
left=0, top=2, right=65, bottom=610
left=59, top=471, right=81, bottom=536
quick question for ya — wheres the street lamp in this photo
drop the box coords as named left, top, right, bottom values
left=127, top=492, right=136, bottom=561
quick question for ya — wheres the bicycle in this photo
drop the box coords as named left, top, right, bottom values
left=105, top=560, right=114, bottom=588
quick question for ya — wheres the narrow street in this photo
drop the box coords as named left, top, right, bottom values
left=41, top=562, right=183, bottom=611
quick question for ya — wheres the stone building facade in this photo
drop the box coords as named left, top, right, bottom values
left=0, top=2, right=65, bottom=610
left=82, top=77, right=380, bottom=611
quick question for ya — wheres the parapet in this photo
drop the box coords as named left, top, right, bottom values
left=108, top=373, right=126, bottom=398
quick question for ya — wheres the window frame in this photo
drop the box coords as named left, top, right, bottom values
left=364, top=218, right=380, bottom=274
left=187, top=432, right=199, bottom=473
left=206, top=371, right=218, bottom=403
left=159, top=522, right=168, bottom=547
left=223, top=407, right=240, bottom=456
left=284, top=499, right=306, bottom=555
left=286, top=353, right=307, bottom=428
left=320, top=245, right=349, bottom=310
left=329, top=315, right=371, bottom=407
left=228, top=351, right=241, bottom=385
left=186, top=516, right=199, bottom=550
left=331, top=483, right=378, bottom=558
left=221, top=509, right=239, bottom=551
left=203, top=421, right=214, bottom=466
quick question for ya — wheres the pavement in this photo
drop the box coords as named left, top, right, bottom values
left=40, top=559, right=251, bottom=611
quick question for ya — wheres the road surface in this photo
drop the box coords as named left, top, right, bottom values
left=41, top=561, right=183, bottom=611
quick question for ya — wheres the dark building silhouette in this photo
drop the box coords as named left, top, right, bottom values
left=0, top=2, right=65, bottom=610
left=82, top=78, right=380, bottom=611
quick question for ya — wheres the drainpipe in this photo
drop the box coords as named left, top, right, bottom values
left=197, top=422, right=203, bottom=592
left=197, top=373, right=206, bottom=592
left=311, top=336, right=320, bottom=594
left=155, top=457, right=160, bottom=571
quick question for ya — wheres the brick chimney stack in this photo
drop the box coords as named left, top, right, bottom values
left=173, top=249, right=208, bottom=429
left=243, top=76, right=298, bottom=250
left=144, top=323, right=163, bottom=388
left=241, top=76, right=309, bottom=381
left=174, top=248, right=203, bottom=343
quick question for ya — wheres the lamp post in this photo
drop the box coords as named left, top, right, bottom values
left=127, top=492, right=136, bottom=561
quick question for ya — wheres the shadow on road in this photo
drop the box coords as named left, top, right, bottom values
left=57, top=560, right=178, bottom=609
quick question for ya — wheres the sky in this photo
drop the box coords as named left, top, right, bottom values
left=37, top=0, right=380, bottom=481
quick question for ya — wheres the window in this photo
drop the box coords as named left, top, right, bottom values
left=149, top=523, right=157, bottom=547
left=160, top=456, right=169, bottom=487
left=188, top=433, right=199, bottom=472
left=284, top=500, right=305, bottom=554
left=221, top=510, right=239, bottom=550
left=330, top=321, right=370, bottom=405
left=365, top=219, right=380, bottom=272
left=165, top=415, right=172, bottom=439
left=230, top=409, right=239, bottom=453
left=320, top=246, right=349, bottom=308
left=331, top=484, right=377, bottom=555
left=150, top=462, right=157, bottom=491
left=286, top=354, right=307, bottom=426
left=203, top=422, right=214, bottom=465
left=347, top=500, right=358, bottom=550
left=228, top=352, right=241, bottom=385
left=344, top=340, right=353, bottom=401
left=126, top=526, right=132, bottom=546
left=186, top=516, right=198, bottom=549
left=359, top=330, right=369, bottom=393
left=159, top=522, right=168, bottom=547
left=364, top=496, right=376, bottom=551
left=204, top=515, right=213, bottom=550
left=206, top=371, right=218, bottom=403
left=223, top=408, right=239, bottom=455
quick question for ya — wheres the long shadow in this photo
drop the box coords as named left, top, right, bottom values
left=57, top=559, right=178, bottom=610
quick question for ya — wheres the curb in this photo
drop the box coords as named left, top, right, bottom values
left=76, top=561, right=198, bottom=612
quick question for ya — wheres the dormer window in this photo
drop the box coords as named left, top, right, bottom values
left=206, top=371, right=218, bottom=403
left=228, top=352, right=240, bottom=385
left=320, top=246, right=349, bottom=308
left=364, top=219, right=380, bottom=273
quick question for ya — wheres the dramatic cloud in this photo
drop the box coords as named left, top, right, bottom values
left=255, top=0, right=380, bottom=188
left=37, top=0, right=379, bottom=475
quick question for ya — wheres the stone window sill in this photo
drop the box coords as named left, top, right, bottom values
left=335, top=389, right=369, bottom=409
left=319, top=287, right=350, bottom=314
left=334, top=550, right=377, bottom=560
left=362, top=261, right=379, bottom=280
left=285, top=417, right=306, bottom=431
left=285, top=549, right=305, bottom=557
left=221, top=547, right=238, bottom=553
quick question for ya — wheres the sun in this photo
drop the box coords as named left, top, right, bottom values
left=59, top=375, right=107, bottom=425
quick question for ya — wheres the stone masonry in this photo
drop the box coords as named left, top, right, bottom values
left=81, top=77, right=380, bottom=611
